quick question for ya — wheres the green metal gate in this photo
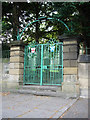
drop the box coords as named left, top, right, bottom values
left=23, top=43, right=63, bottom=86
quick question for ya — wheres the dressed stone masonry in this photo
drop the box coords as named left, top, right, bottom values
left=8, top=41, right=25, bottom=88
left=62, top=38, right=80, bottom=97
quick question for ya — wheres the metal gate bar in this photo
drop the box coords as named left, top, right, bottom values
left=23, top=43, right=63, bottom=86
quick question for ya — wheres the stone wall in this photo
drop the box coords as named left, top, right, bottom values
left=6, top=41, right=25, bottom=89
left=62, top=38, right=79, bottom=97
left=78, top=55, right=90, bottom=98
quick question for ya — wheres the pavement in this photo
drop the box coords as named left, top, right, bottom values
left=60, top=98, right=88, bottom=118
left=1, top=92, right=88, bottom=119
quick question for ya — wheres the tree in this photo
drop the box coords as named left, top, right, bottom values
left=2, top=2, right=90, bottom=47
left=53, top=2, right=90, bottom=46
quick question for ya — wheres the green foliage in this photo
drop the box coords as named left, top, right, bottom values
left=1, top=2, right=90, bottom=46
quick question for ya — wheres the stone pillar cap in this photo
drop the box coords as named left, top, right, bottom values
left=9, top=41, right=27, bottom=47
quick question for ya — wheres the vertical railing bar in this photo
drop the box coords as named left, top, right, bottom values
left=50, top=45, right=51, bottom=84
left=48, top=45, right=50, bottom=84
left=57, top=45, right=60, bottom=84
left=53, top=48, right=54, bottom=84
left=40, top=44, right=43, bottom=86
left=27, top=47, right=28, bottom=83
left=37, top=46, right=38, bottom=84
left=55, top=44, right=57, bottom=84
left=62, top=44, right=63, bottom=83
left=29, top=46, right=30, bottom=83
left=39, top=45, right=41, bottom=84
left=33, top=50, right=35, bottom=83
left=28, top=47, right=29, bottom=83
left=23, top=46, right=26, bottom=85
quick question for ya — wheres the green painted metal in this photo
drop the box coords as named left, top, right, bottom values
left=80, top=46, right=90, bottom=55
left=40, top=45, right=43, bottom=86
left=17, top=17, right=70, bottom=40
left=23, top=42, right=63, bottom=86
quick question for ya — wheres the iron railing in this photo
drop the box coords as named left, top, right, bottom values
left=79, top=47, right=90, bottom=55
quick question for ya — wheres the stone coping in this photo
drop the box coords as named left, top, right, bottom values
left=9, top=41, right=28, bottom=47
left=78, top=55, right=90, bottom=63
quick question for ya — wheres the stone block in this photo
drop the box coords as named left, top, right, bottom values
left=78, top=55, right=90, bottom=63
left=63, top=60, right=77, bottom=67
left=10, top=63, right=24, bottom=69
left=62, top=82, right=79, bottom=93
left=64, top=75, right=77, bottom=82
left=4, top=74, right=23, bottom=83
left=2, top=75, right=23, bottom=89
left=9, top=69, right=24, bottom=75
left=79, top=78, right=88, bottom=89
left=80, top=88, right=88, bottom=98
left=63, top=52, right=77, bottom=60
left=63, top=60, right=70, bottom=67
left=78, top=63, right=89, bottom=79
left=10, top=56, right=24, bottom=63
left=6, top=82, right=19, bottom=89
left=63, top=67, right=78, bottom=75
left=89, top=78, right=90, bottom=87
left=70, top=60, right=77, bottom=67
left=78, top=63, right=90, bottom=70
left=10, top=46, right=23, bottom=51
left=63, top=45, right=77, bottom=52
left=63, top=40, right=77, bottom=45
left=10, top=51, right=24, bottom=57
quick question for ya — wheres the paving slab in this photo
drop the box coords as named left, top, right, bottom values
left=61, top=98, right=88, bottom=118
left=2, top=93, right=78, bottom=118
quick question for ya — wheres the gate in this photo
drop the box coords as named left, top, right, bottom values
left=23, top=43, right=63, bottom=86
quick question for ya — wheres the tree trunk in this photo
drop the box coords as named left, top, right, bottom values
left=35, top=3, right=40, bottom=44
left=12, top=3, right=19, bottom=41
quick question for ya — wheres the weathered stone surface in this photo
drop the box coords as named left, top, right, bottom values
left=10, top=51, right=24, bottom=57
left=64, top=75, right=77, bottom=82
left=78, top=63, right=89, bottom=79
left=63, top=45, right=77, bottom=52
left=63, top=52, right=77, bottom=60
left=10, top=56, right=24, bottom=63
left=63, top=60, right=70, bottom=67
left=10, top=46, right=24, bottom=51
left=9, top=69, right=24, bottom=75
left=78, top=62, right=89, bottom=97
left=70, top=60, right=77, bottom=67
left=63, top=40, right=77, bottom=45
left=62, top=82, right=79, bottom=93
left=6, top=82, right=19, bottom=89
left=78, top=55, right=90, bottom=63
left=63, top=67, right=78, bottom=75
left=80, top=88, right=88, bottom=98
left=3, top=75, right=23, bottom=89
left=10, top=46, right=21, bottom=51
left=10, top=63, right=24, bottom=69
left=19, top=75, right=23, bottom=82
left=63, top=60, right=77, bottom=67
left=79, top=78, right=88, bottom=89
left=78, top=63, right=90, bottom=70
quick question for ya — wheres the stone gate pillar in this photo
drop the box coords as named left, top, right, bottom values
left=7, top=41, right=25, bottom=89
left=62, top=37, right=80, bottom=97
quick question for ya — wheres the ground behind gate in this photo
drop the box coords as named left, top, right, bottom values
left=1, top=92, right=88, bottom=119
